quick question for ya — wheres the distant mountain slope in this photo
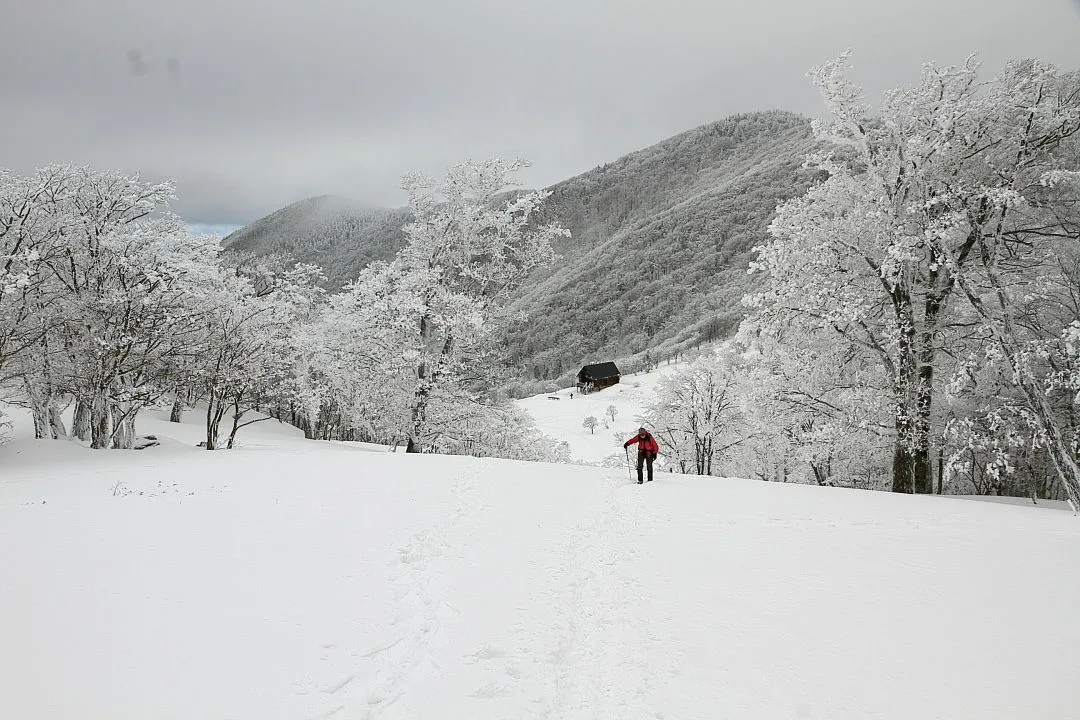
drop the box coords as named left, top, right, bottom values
left=508, top=111, right=823, bottom=379
left=223, top=196, right=409, bottom=286
left=225, top=111, right=824, bottom=377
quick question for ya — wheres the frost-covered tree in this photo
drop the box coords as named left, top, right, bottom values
left=606, top=404, right=618, bottom=422
left=384, top=158, right=569, bottom=452
left=583, top=415, right=599, bottom=434
left=749, top=53, right=1080, bottom=499
left=293, top=266, right=409, bottom=443
left=730, top=328, right=891, bottom=488
left=0, top=165, right=332, bottom=451
left=0, top=169, right=57, bottom=388
left=196, top=262, right=322, bottom=450
left=642, top=352, right=746, bottom=475
left=941, top=213, right=1080, bottom=501
left=54, top=218, right=219, bottom=448
left=0, top=166, right=224, bottom=447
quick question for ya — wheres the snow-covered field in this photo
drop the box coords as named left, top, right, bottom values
left=3, top=402, right=1080, bottom=719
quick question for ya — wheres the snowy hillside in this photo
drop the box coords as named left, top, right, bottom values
left=516, top=364, right=682, bottom=465
left=3, top=406, right=1080, bottom=719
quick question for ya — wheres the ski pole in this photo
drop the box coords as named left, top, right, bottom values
left=625, top=446, right=635, bottom=483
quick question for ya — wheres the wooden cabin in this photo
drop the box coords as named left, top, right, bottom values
left=576, top=362, right=621, bottom=394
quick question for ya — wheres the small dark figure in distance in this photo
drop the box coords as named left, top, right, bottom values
left=624, top=426, right=659, bottom=484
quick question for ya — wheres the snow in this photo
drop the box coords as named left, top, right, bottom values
left=3, top=403, right=1080, bottom=719
left=516, top=364, right=683, bottom=465
left=953, top=494, right=1074, bottom=511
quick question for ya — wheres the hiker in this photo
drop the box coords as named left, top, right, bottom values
left=623, top=426, right=659, bottom=484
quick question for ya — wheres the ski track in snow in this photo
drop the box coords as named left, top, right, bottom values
left=542, top=475, right=675, bottom=720
left=310, top=462, right=483, bottom=720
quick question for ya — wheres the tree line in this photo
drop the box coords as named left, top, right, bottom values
left=0, top=160, right=570, bottom=462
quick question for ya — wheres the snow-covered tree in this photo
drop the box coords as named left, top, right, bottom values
left=0, top=166, right=227, bottom=447
left=292, top=266, right=410, bottom=443
left=583, top=415, right=599, bottom=434
left=196, top=262, right=322, bottom=449
left=642, top=352, right=746, bottom=475
left=730, top=328, right=892, bottom=488
left=0, top=165, right=332, bottom=452
left=748, top=53, right=1080, bottom=499
left=0, top=169, right=55, bottom=389
left=606, top=404, right=618, bottom=422
left=942, top=221, right=1080, bottom=501
left=379, top=158, right=569, bottom=452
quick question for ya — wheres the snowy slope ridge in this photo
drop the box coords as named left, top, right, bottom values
left=2, top=413, right=1080, bottom=719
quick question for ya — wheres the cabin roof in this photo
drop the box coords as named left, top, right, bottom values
left=577, top=362, right=621, bottom=380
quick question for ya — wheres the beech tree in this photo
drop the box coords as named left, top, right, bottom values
left=748, top=53, right=1080, bottom=498
left=0, top=166, right=224, bottom=447
left=0, top=169, right=54, bottom=387
left=942, top=181, right=1080, bottom=502
left=642, top=353, right=746, bottom=475
left=67, top=219, right=221, bottom=448
left=197, top=267, right=314, bottom=450
left=385, top=158, right=569, bottom=452
left=272, top=265, right=407, bottom=443
left=731, top=329, right=891, bottom=488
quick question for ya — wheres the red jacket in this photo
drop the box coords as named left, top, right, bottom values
left=625, top=431, right=659, bottom=455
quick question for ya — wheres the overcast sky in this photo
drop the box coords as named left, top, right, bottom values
left=3, top=0, right=1080, bottom=227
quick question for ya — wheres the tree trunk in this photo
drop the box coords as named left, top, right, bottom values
left=110, top=404, right=135, bottom=449
left=408, top=314, right=454, bottom=455
left=25, top=336, right=64, bottom=439
left=912, top=444, right=932, bottom=495
left=914, top=289, right=941, bottom=495
left=889, top=273, right=941, bottom=492
left=890, top=293, right=933, bottom=494
left=205, top=387, right=227, bottom=450
left=936, top=445, right=945, bottom=495
left=408, top=314, right=432, bottom=453
left=892, top=443, right=914, bottom=494
left=206, top=407, right=220, bottom=450
left=811, top=459, right=831, bottom=486
left=226, top=398, right=244, bottom=449
left=89, top=389, right=111, bottom=449
left=49, top=403, right=67, bottom=439
left=24, top=376, right=49, bottom=440
left=1017, top=376, right=1080, bottom=510
left=409, top=373, right=430, bottom=452
left=72, top=400, right=91, bottom=442
left=891, top=374, right=918, bottom=494
left=170, top=396, right=185, bottom=423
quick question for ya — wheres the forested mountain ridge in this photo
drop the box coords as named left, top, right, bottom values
left=510, top=111, right=824, bottom=380
left=223, top=111, right=824, bottom=377
left=223, top=196, right=409, bottom=286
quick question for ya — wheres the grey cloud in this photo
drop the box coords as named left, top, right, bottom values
left=3, top=0, right=1079, bottom=225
